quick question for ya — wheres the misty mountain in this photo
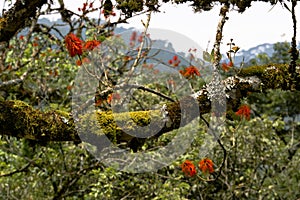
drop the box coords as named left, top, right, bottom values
left=232, top=43, right=274, bottom=63
left=227, top=42, right=300, bottom=65
left=29, top=18, right=300, bottom=65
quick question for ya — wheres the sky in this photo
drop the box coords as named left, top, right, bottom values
left=120, top=2, right=300, bottom=52
left=1, top=1, right=299, bottom=53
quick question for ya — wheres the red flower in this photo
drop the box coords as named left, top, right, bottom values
left=138, top=34, right=143, bottom=43
left=65, top=33, right=83, bottom=57
left=95, top=98, right=103, bottom=107
left=130, top=31, right=137, bottom=42
left=153, top=69, right=160, bottom=74
left=107, top=93, right=121, bottom=104
left=168, top=55, right=181, bottom=67
left=198, top=158, right=214, bottom=174
left=235, top=105, right=251, bottom=120
left=173, top=60, right=180, bottom=67
left=84, top=40, right=101, bottom=51
left=221, top=61, right=233, bottom=72
left=221, top=62, right=230, bottom=72
left=76, top=59, right=82, bottom=66
left=82, top=57, right=91, bottom=64
left=123, top=56, right=133, bottom=61
left=181, top=160, right=197, bottom=177
left=66, top=85, right=72, bottom=91
left=183, top=66, right=200, bottom=78
left=179, top=70, right=185, bottom=76
left=142, top=63, right=153, bottom=69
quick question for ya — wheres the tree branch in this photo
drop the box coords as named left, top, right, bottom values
left=0, top=162, right=31, bottom=177
left=0, top=0, right=48, bottom=42
left=213, top=4, right=229, bottom=70
left=0, top=64, right=293, bottom=147
left=289, top=0, right=298, bottom=89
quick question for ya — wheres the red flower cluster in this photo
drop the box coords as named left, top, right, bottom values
left=168, top=55, right=181, bottom=67
left=78, top=2, right=94, bottom=12
left=129, top=31, right=144, bottom=47
left=107, top=93, right=121, bottom=104
left=130, top=31, right=137, bottom=42
left=181, top=160, right=197, bottom=177
left=198, top=158, right=214, bottom=174
left=181, top=158, right=214, bottom=177
left=142, top=63, right=154, bottom=70
left=65, top=33, right=101, bottom=58
left=65, top=33, right=83, bottom=57
left=76, top=57, right=90, bottom=66
left=179, top=65, right=200, bottom=79
left=221, top=61, right=233, bottom=72
left=95, top=98, right=104, bottom=107
left=84, top=40, right=101, bottom=51
left=235, top=105, right=251, bottom=120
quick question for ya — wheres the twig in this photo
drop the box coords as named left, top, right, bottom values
left=0, top=68, right=32, bottom=89
left=116, top=83, right=176, bottom=102
left=197, top=5, right=230, bottom=181
left=212, top=4, right=229, bottom=71
left=126, top=11, right=152, bottom=81
left=0, top=162, right=31, bottom=177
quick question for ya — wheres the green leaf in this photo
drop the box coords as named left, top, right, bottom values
left=203, top=51, right=212, bottom=62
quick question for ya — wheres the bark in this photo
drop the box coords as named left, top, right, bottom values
left=0, top=63, right=294, bottom=147
left=0, top=0, right=48, bottom=43
left=0, top=99, right=80, bottom=143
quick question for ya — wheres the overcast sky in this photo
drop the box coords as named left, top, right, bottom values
left=1, top=1, right=299, bottom=52
left=121, top=2, right=300, bottom=52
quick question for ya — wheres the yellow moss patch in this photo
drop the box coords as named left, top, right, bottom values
left=0, top=17, right=7, bottom=30
left=77, top=110, right=162, bottom=144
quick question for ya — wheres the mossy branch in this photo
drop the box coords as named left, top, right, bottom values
left=0, top=64, right=298, bottom=149
left=0, top=100, right=80, bottom=143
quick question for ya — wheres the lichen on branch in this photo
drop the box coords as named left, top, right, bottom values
left=0, top=63, right=295, bottom=146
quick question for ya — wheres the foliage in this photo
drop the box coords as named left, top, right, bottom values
left=0, top=0, right=300, bottom=199
left=162, top=0, right=286, bottom=12
left=2, top=32, right=78, bottom=110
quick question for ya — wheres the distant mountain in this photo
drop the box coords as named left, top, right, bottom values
left=33, top=19, right=177, bottom=52
left=27, top=18, right=300, bottom=65
left=226, top=42, right=300, bottom=65
left=233, top=43, right=274, bottom=63
left=38, top=18, right=70, bottom=38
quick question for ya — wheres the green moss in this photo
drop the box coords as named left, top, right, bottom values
left=77, top=110, right=162, bottom=145
left=0, top=100, right=78, bottom=142
left=10, top=100, right=37, bottom=139
left=238, top=64, right=290, bottom=90
left=238, top=64, right=267, bottom=77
